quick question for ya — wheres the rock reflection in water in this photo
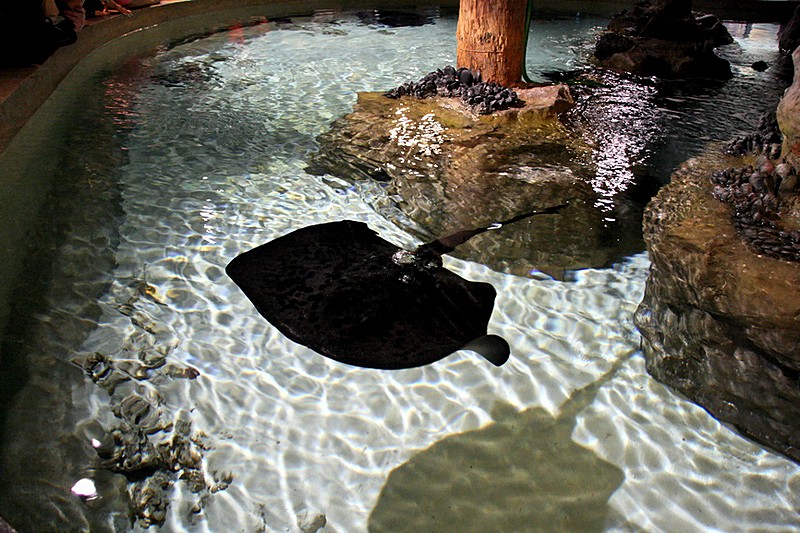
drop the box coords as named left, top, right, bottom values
left=561, top=70, right=662, bottom=215
left=368, top=354, right=632, bottom=532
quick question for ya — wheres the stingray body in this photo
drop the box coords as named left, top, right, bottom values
left=227, top=205, right=566, bottom=369
left=226, top=220, right=506, bottom=369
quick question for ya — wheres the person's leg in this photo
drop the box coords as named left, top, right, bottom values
left=55, top=0, right=85, bottom=31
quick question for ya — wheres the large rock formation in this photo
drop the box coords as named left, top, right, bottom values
left=308, top=85, right=645, bottom=279
left=593, top=0, right=733, bottom=79
left=635, top=150, right=800, bottom=462
left=777, top=47, right=800, bottom=168
left=635, top=53, right=800, bottom=461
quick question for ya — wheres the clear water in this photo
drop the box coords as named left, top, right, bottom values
left=1, top=8, right=799, bottom=533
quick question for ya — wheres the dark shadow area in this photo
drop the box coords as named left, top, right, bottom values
left=356, top=9, right=440, bottom=28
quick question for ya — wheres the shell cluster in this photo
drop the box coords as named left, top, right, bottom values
left=711, top=160, right=800, bottom=261
left=724, top=111, right=783, bottom=159
left=384, top=65, right=524, bottom=114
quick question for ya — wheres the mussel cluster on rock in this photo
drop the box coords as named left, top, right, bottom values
left=384, top=65, right=524, bottom=114
left=713, top=110, right=800, bottom=261
left=724, top=111, right=783, bottom=159
left=711, top=160, right=800, bottom=261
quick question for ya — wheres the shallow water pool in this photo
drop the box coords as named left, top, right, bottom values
left=0, top=7, right=799, bottom=532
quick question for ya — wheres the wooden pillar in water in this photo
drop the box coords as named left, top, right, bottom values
left=456, top=0, right=528, bottom=87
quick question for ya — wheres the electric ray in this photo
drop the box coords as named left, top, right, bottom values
left=226, top=206, right=565, bottom=369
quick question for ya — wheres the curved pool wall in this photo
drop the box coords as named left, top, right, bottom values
left=1, top=1, right=800, bottom=532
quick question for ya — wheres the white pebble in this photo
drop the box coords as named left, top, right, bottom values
left=71, top=478, right=98, bottom=500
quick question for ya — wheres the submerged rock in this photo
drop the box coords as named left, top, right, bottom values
left=308, top=85, right=645, bottom=279
left=593, top=0, right=733, bottom=79
left=99, top=402, right=219, bottom=526
left=128, top=471, right=171, bottom=527
left=297, top=510, right=327, bottom=533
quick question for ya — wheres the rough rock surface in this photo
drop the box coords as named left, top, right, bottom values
left=777, top=47, right=800, bottom=168
left=593, top=0, right=733, bottom=79
left=0, top=515, right=16, bottom=533
left=308, top=85, right=645, bottom=279
left=634, top=149, right=800, bottom=462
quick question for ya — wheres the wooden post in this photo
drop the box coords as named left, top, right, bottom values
left=456, top=0, right=528, bottom=87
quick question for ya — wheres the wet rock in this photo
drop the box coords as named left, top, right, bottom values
left=297, top=510, right=327, bottom=533
left=162, top=363, right=201, bottom=380
left=151, top=58, right=221, bottom=89
left=72, top=352, right=130, bottom=394
left=113, top=391, right=171, bottom=435
left=308, top=87, right=646, bottom=279
left=593, top=0, right=733, bottom=79
left=128, top=471, right=171, bottom=527
left=710, top=163, right=800, bottom=261
left=780, top=173, right=798, bottom=193
left=105, top=423, right=164, bottom=476
left=752, top=60, right=769, bottom=72
left=724, top=111, right=782, bottom=158
left=71, top=287, right=199, bottom=399
left=594, top=33, right=635, bottom=60
left=777, top=47, right=800, bottom=168
left=634, top=148, right=800, bottom=463
left=210, top=470, right=233, bottom=493
left=97, top=391, right=221, bottom=526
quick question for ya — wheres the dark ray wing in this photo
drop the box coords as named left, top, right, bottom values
left=226, top=205, right=566, bottom=369
left=226, top=220, right=504, bottom=369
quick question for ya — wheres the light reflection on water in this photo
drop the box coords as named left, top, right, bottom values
left=583, top=77, right=660, bottom=213
left=0, top=8, right=798, bottom=533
